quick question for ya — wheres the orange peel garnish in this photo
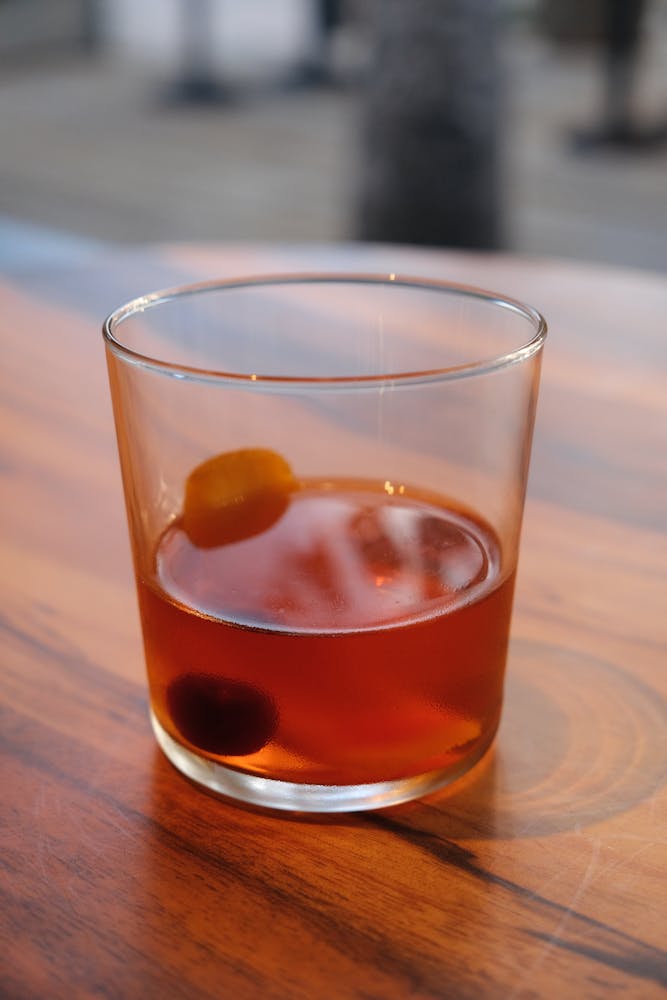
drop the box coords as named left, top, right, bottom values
left=182, top=448, right=297, bottom=548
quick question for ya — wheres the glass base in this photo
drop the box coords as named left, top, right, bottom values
left=151, top=710, right=495, bottom=813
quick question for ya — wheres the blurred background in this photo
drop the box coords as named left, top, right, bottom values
left=1, top=0, right=665, bottom=271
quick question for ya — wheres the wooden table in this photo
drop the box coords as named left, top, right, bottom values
left=2, top=244, right=666, bottom=999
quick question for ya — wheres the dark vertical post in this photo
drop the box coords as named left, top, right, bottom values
left=357, top=0, right=501, bottom=249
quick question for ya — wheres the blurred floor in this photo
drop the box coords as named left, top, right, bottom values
left=506, top=17, right=667, bottom=270
left=0, top=16, right=665, bottom=270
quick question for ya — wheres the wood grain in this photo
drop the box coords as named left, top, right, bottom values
left=1, top=246, right=666, bottom=999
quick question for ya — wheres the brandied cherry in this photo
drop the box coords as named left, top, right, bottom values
left=167, top=674, right=278, bottom=756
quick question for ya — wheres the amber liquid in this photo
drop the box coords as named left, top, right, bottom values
left=138, top=480, right=515, bottom=786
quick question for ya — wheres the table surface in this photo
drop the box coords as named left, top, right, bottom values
left=2, top=244, right=666, bottom=1000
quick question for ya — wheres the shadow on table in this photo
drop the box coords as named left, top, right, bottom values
left=382, top=638, right=667, bottom=840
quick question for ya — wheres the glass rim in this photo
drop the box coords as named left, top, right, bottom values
left=102, top=272, right=548, bottom=388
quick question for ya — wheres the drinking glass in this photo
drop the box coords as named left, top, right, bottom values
left=103, top=274, right=546, bottom=812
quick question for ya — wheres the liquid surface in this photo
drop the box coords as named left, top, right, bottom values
left=138, top=480, right=515, bottom=785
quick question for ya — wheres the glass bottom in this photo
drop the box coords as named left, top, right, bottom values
left=151, top=710, right=497, bottom=813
